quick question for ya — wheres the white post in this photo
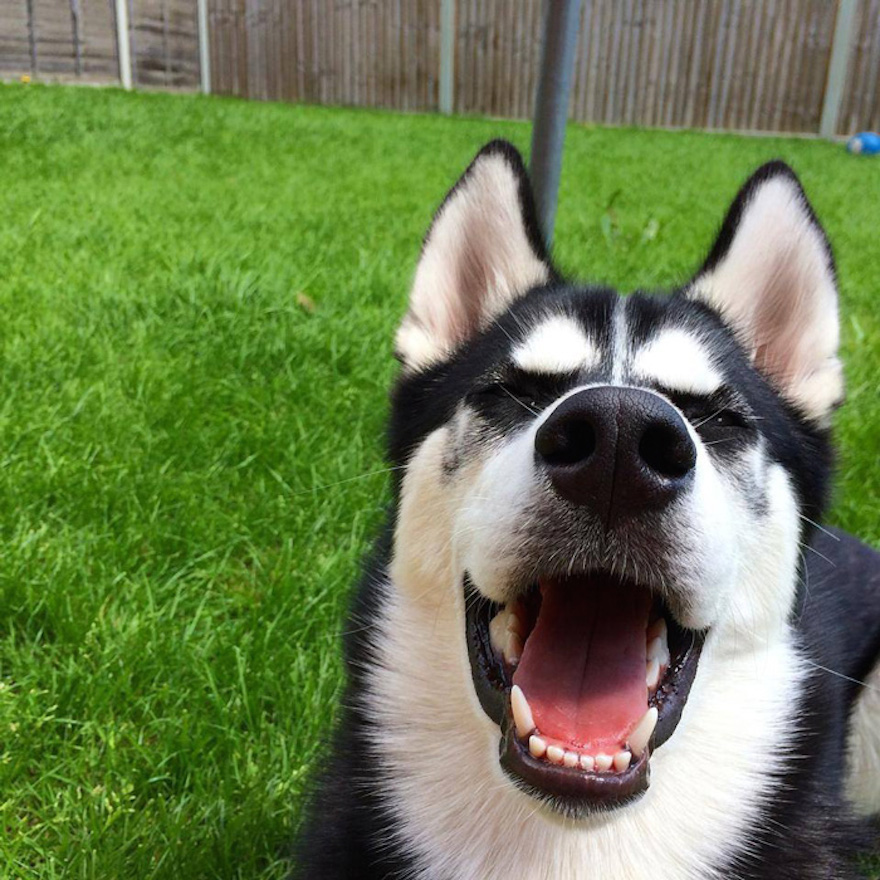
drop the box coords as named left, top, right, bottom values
left=820, top=0, right=857, bottom=138
left=114, top=0, right=132, bottom=89
left=198, top=0, right=211, bottom=94
left=439, top=0, right=454, bottom=114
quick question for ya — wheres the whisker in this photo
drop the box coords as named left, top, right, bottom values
left=802, top=659, right=880, bottom=693
left=292, top=465, right=405, bottom=495
left=500, top=385, right=540, bottom=418
left=692, top=408, right=725, bottom=429
left=798, top=539, right=835, bottom=566
left=797, top=514, right=841, bottom=542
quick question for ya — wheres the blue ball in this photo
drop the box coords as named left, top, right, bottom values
left=847, top=132, right=880, bottom=155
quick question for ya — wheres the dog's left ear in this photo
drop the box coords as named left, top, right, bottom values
left=395, top=140, right=554, bottom=371
left=687, top=162, right=843, bottom=424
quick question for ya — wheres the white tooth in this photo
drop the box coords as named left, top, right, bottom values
left=563, top=750, right=579, bottom=768
left=579, top=754, right=595, bottom=771
left=546, top=745, right=565, bottom=764
left=506, top=612, right=526, bottom=638
left=489, top=610, right=509, bottom=654
left=647, top=625, right=670, bottom=666
left=595, top=753, right=613, bottom=772
left=510, top=685, right=535, bottom=738
left=504, top=632, right=524, bottom=666
left=646, top=658, right=661, bottom=689
left=529, top=735, right=547, bottom=758
left=647, top=618, right=668, bottom=642
left=613, top=751, right=632, bottom=772
left=628, top=706, right=659, bottom=758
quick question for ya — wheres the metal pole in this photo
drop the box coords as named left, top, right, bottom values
left=530, top=0, right=582, bottom=248
left=439, top=0, right=455, bottom=114
left=114, top=0, right=132, bottom=89
left=819, top=0, right=857, bottom=139
left=198, top=0, right=211, bottom=94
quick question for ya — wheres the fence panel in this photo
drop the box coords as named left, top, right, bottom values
left=0, top=0, right=31, bottom=79
left=2, top=0, right=879, bottom=136
left=839, top=0, right=880, bottom=134
left=131, top=0, right=200, bottom=88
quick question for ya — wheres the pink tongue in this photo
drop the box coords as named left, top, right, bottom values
left=512, top=576, right=651, bottom=752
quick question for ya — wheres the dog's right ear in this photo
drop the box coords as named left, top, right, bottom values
left=395, top=141, right=554, bottom=371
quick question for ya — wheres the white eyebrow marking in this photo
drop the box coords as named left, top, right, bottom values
left=631, top=328, right=723, bottom=395
left=512, top=315, right=599, bottom=374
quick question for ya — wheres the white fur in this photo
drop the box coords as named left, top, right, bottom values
left=846, top=659, right=880, bottom=816
left=396, top=153, right=550, bottom=370
left=368, top=382, right=808, bottom=879
left=513, top=316, right=599, bottom=375
left=610, top=298, right=628, bottom=384
left=372, top=158, right=848, bottom=879
left=632, top=329, right=723, bottom=396
left=688, top=175, right=842, bottom=423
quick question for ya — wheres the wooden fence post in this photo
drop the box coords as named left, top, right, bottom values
left=69, top=0, right=83, bottom=76
left=439, top=0, right=454, bottom=113
left=820, top=0, right=857, bottom=138
left=25, top=0, right=37, bottom=76
left=115, top=0, right=133, bottom=88
left=198, top=0, right=212, bottom=93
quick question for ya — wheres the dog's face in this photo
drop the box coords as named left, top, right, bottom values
left=385, top=143, right=841, bottom=817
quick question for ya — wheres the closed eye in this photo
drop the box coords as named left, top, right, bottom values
left=663, top=389, right=754, bottom=436
left=470, top=368, right=579, bottom=414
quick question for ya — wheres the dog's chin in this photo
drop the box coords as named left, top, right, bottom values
left=464, top=572, right=705, bottom=818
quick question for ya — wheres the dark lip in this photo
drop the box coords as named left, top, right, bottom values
left=464, top=575, right=705, bottom=815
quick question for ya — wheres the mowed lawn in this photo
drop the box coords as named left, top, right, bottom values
left=0, top=84, right=877, bottom=878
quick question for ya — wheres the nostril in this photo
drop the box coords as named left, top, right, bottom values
left=536, top=419, right=597, bottom=466
left=639, top=423, right=696, bottom=479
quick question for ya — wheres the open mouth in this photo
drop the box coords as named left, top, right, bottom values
left=465, top=573, right=704, bottom=813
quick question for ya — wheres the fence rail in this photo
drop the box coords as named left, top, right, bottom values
left=1, top=0, right=879, bottom=136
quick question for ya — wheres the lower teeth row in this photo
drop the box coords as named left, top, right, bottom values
left=511, top=684, right=659, bottom=772
left=529, top=736, right=633, bottom=772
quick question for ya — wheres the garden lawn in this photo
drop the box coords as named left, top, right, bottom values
left=0, top=84, right=877, bottom=878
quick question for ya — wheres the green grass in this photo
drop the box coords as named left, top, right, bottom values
left=0, top=83, right=876, bottom=878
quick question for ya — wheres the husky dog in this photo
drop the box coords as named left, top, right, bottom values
left=297, top=142, right=880, bottom=879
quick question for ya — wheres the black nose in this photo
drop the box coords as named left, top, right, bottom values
left=534, top=386, right=696, bottom=523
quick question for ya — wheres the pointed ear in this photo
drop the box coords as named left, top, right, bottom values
left=687, top=162, right=843, bottom=424
left=395, top=141, right=555, bottom=371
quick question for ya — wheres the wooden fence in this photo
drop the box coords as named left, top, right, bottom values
left=2, top=0, right=879, bottom=136
left=0, top=0, right=200, bottom=87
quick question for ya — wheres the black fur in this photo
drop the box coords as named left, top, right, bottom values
left=295, top=529, right=880, bottom=879
left=295, top=146, right=880, bottom=879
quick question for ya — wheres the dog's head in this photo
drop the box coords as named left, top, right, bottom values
left=385, top=142, right=840, bottom=816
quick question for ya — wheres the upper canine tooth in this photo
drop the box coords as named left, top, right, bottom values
left=629, top=706, right=659, bottom=758
left=510, top=685, right=536, bottom=738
